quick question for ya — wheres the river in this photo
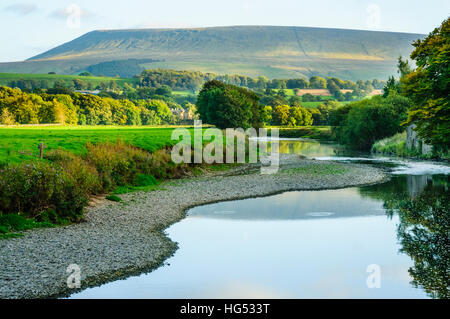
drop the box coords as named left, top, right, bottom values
left=71, top=139, right=449, bottom=299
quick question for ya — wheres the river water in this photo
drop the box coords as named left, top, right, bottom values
left=71, top=139, right=449, bottom=299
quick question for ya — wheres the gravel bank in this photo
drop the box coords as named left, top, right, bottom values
left=0, top=155, right=388, bottom=299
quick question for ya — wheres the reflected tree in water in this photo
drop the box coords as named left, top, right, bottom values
left=360, top=175, right=449, bottom=298
left=386, top=183, right=449, bottom=299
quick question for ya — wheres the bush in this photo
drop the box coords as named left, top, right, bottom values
left=0, top=141, right=192, bottom=227
left=0, top=161, right=89, bottom=222
left=45, top=149, right=102, bottom=195
left=333, top=94, right=411, bottom=150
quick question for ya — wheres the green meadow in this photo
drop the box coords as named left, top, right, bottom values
left=0, top=126, right=186, bottom=165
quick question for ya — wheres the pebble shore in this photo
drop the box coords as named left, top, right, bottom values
left=0, top=155, right=388, bottom=299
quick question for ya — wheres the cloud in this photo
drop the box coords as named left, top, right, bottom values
left=49, top=5, right=95, bottom=20
left=4, top=3, right=38, bottom=15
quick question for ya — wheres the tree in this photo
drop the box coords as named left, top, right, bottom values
left=0, top=108, right=16, bottom=125
left=314, top=100, right=340, bottom=125
left=121, top=99, right=142, bottom=125
left=268, top=79, right=286, bottom=89
left=289, top=96, right=303, bottom=107
left=155, top=85, right=172, bottom=97
left=401, top=18, right=450, bottom=150
left=286, top=78, right=308, bottom=89
left=196, top=80, right=264, bottom=129
left=263, top=106, right=272, bottom=125
left=385, top=184, right=449, bottom=299
left=272, top=105, right=291, bottom=126
left=383, top=76, right=399, bottom=97
left=73, top=79, right=87, bottom=90
left=334, top=95, right=411, bottom=150
left=289, top=106, right=313, bottom=127
left=309, top=76, right=327, bottom=89
left=397, top=56, right=412, bottom=78
left=72, top=94, right=112, bottom=125
left=142, top=99, right=174, bottom=124
left=38, top=100, right=66, bottom=124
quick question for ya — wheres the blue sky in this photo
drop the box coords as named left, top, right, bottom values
left=1, top=0, right=448, bottom=62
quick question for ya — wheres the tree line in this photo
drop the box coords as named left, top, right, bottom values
left=139, top=69, right=385, bottom=92
left=8, top=78, right=122, bottom=93
left=0, top=86, right=181, bottom=126
left=196, top=80, right=338, bottom=129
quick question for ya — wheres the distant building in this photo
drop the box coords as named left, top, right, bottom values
left=170, top=107, right=198, bottom=121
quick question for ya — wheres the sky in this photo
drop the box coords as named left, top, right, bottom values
left=1, top=0, right=449, bottom=62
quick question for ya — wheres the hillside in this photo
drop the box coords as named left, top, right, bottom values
left=0, top=26, right=423, bottom=80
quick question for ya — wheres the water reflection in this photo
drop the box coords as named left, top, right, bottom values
left=190, top=188, right=385, bottom=220
left=265, top=139, right=352, bottom=158
left=361, top=175, right=449, bottom=299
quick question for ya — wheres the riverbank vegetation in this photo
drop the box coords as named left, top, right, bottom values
left=400, top=18, right=449, bottom=153
left=331, top=94, right=411, bottom=150
left=329, top=18, right=449, bottom=159
left=0, top=141, right=186, bottom=227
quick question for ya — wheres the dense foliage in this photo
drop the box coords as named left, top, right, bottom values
left=0, top=86, right=179, bottom=125
left=196, top=80, right=265, bottom=129
left=0, top=142, right=183, bottom=224
left=401, top=18, right=450, bottom=150
left=139, top=69, right=385, bottom=92
left=332, top=94, right=412, bottom=150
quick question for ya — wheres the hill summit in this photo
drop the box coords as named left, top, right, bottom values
left=4, top=26, right=424, bottom=80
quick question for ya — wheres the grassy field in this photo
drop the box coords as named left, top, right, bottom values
left=302, top=101, right=325, bottom=108
left=272, top=89, right=296, bottom=96
left=172, top=90, right=197, bottom=96
left=0, top=73, right=138, bottom=88
left=0, top=126, right=187, bottom=165
left=0, top=125, right=335, bottom=165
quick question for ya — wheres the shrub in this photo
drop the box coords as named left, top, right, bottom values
left=0, top=141, right=194, bottom=227
left=45, top=149, right=102, bottom=195
left=85, top=141, right=151, bottom=188
left=0, top=161, right=89, bottom=222
left=333, top=94, right=411, bottom=150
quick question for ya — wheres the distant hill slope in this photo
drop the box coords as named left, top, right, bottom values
left=2, top=26, right=423, bottom=80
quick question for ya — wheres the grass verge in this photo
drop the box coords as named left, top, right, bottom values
left=0, top=214, right=54, bottom=239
